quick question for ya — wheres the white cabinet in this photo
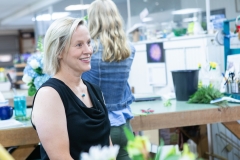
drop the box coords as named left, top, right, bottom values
left=165, top=48, right=185, bottom=89
left=129, top=43, right=154, bottom=94
left=164, top=35, right=224, bottom=89
left=130, top=35, right=224, bottom=94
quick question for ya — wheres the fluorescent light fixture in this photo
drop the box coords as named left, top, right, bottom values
left=183, top=17, right=198, bottom=22
left=65, top=4, right=90, bottom=11
left=172, top=8, right=201, bottom=15
left=32, top=12, right=70, bottom=21
left=142, top=17, right=153, bottom=22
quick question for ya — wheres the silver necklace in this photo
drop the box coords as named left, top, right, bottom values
left=80, top=79, right=86, bottom=98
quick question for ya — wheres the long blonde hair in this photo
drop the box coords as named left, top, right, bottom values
left=88, top=0, right=131, bottom=62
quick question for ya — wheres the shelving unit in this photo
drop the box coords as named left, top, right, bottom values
left=19, top=30, right=35, bottom=54
left=223, top=19, right=240, bottom=70
left=14, top=63, right=26, bottom=86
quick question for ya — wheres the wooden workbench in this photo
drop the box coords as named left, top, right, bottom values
left=1, top=100, right=240, bottom=159
left=0, top=115, right=39, bottom=160
left=130, top=100, right=240, bottom=131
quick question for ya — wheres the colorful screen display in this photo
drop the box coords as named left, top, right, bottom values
left=146, top=42, right=165, bottom=63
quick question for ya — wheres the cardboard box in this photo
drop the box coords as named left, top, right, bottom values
left=142, top=129, right=160, bottom=145
left=159, top=128, right=179, bottom=145
left=142, top=128, right=179, bottom=146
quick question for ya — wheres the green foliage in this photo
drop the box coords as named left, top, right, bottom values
left=28, top=80, right=37, bottom=96
left=163, top=99, right=172, bottom=107
left=154, top=139, right=164, bottom=160
left=123, top=126, right=135, bottom=141
left=34, top=67, right=43, bottom=75
left=123, top=127, right=199, bottom=160
left=37, top=37, right=43, bottom=52
left=188, top=86, right=223, bottom=104
left=132, top=155, right=145, bottom=160
left=83, top=15, right=88, bottom=21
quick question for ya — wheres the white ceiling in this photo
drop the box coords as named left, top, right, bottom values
left=0, top=0, right=127, bottom=31
left=0, top=0, right=36, bottom=19
left=0, top=0, right=67, bottom=30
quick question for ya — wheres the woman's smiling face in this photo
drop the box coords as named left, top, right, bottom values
left=60, top=25, right=93, bottom=75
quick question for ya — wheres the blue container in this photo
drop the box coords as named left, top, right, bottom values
left=14, top=95, right=26, bottom=119
left=0, top=106, right=13, bottom=120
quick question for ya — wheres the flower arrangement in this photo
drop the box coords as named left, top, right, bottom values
left=22, top=38, right=51, bottom=96
left=78, top=127, right=199, bottom=160
left=81, top=145, right=119, bottom=160
left=123, top=127, right=197, bottom=160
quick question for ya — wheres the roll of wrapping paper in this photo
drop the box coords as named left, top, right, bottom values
left=0, top=144, right=14, bottom=160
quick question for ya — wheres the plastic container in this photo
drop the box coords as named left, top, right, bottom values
left=0, top=100, right=12, bottom=120
left=13, top=95, right=27, bottom=119
left=0, top=100, right=9, bottom=107
left=172, top=28, right=187, bottom=36
left=172, top=70, right=199, bottom=101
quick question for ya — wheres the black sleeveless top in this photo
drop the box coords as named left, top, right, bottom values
left=31, top=78, right=110, bottom=160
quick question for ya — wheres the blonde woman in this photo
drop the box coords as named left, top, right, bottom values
left=31, top=17, right=111, bottom=160
left=82, top=0, right=135, bottom=159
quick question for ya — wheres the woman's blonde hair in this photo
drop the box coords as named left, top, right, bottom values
left=88, top=0, right=131, bottom=62
left=43, top=17, right=85, bottom=75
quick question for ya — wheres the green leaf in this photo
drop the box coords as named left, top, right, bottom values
left=163, top=146, right=177, bottom=160
left=34, top=67, right=43, bottom=75
left=28, top=85, right=37, bottom=96
left=83, top=15, right=88, bottom=21
left=123, top=126, right=134, bottom=141
left=188, top=86, right=224, bottom=104
left=37, top=37, right=43, bottom=52
left=132, top=155, right=145, bottom=160
left=155, top=139, right=164, bottom=160
left=164, top=155, right=181, bottom=160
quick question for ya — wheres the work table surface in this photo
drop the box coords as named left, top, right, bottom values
left=1, top=89, right=240, bottom=133
left=1, top=99, right=239, bottom=160
left=130, top=100, right=240, bottom=131
left=1, top=99, right=239, bottom=132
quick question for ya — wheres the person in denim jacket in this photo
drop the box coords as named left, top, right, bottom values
left=82, top=0, right=135, bottom=159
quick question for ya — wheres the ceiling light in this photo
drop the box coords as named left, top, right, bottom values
left=32, top=12, right=70, bottom=21
left=142, top=17, right=153, bottom=22
left=65, top=4, right=90, bottom=11
left=172, top=8, right=201, bottom=15
left=183, top=17, right=198, bottom=22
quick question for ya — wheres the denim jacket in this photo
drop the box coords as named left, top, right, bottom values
left=82, top=40, right=135, bottom=111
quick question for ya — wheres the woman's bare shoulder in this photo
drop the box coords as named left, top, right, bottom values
left=34, top=86, right=62, bottom=108
left=36, top=86, right=59, bottom=97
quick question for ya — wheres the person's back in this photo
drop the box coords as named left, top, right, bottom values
left=82, top=0, right=136, bottom=159
left=82, top=41, right=135, bottom=111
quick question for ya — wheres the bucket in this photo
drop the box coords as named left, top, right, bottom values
left=172, top=70, right=199, bottom=101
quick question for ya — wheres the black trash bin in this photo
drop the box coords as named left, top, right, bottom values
left=171, top=70, right=199, bottom=101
